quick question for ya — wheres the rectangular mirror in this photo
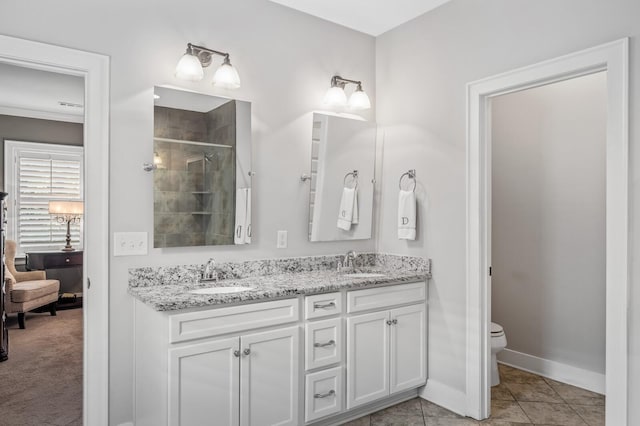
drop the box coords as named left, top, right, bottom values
left=307, top=113, right=376, bottom=242
left=153, top=86, right=251, bottom=248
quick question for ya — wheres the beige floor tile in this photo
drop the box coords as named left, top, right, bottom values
left=479, top=421, right=531, bottom=425
left=491, top=383, right=516, bottom=401
left=421, top=399, right=465, bottom=418
left=371, top=398, right=425, bottom=426
left=518, top=402, right=587, bottom=426
left=570, top=404, right=605, bottom=426
left=342, top=415, right=371, bottom=426
left=425, top=417, right=479, bottom=425
left=503, top=382, right=564, bottom=404
left=498, top=365, right=546, bottom=385
left=543, top=379, right=605, bottom=406
left=488, top=400, right=531, bottom=423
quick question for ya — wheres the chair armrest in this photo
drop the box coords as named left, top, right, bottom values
left=13, top=270, right=46, bottom=282
left=5, top=269, right=16, bottom=293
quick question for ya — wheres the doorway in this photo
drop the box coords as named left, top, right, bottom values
left=0, top=35, right=110, bottom=425
left=465, top=39, right=628, bottom=425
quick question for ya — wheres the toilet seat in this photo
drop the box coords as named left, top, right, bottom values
left=491, top=322, right=504, bottom=337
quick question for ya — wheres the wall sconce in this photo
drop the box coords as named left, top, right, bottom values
left=143, top=152, right=162, bottom=172
left=49, top=201, right=84, bottom=252
left=175, top=43, right=241, bottom=89
left=323, top=75, right=371, bottom=111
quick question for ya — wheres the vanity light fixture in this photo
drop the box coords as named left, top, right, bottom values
left=323, top=75, right=371, bottom=110
left=175, top=43, right=241, bottom=89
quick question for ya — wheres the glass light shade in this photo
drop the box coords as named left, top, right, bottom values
left=348, top=89, right=371, bottom=110
left=175, top=53, right=204, bottom=81
left=323, top=86, right=348, bottom=107
left=49, top=201, right=84, bottom=216
left=212, top=63, right=241, bottom=89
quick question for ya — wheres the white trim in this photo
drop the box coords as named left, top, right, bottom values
left=465, top=39, right=628, bottom=424
left=498, top=350, right=605, bottom=395
left=0, top=35, right=110, bottom=425
left=0, top=104, right=84, bottom=123
left=419, top=379, right=467, bottom=417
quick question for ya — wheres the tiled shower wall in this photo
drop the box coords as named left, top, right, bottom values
left=154, top=101, right=236, bottom=247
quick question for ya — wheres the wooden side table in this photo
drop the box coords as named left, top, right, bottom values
left=25, top=250, right=83, bottom=308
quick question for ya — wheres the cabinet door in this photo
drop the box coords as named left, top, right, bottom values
left=240, top=326, right=300, bottom=426
left=390, top=303, right=426, bottom=394
left=169, top=337, right=240, bottom=426
left=346, top=310, right=390, bottom=409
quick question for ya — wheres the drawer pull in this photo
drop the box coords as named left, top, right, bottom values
left=243, top=348, right=251, bottom=356
left=314, top=390, right=335, bottom=399
left=233, top=350, right=241, bottom=357
left=386, top=320, right=392, bottom=325
left=313, top=339, right=336, bottom=348
left=313, top=302, right=336, bottom=309
left=392, top=319, right=398, bottom=325
left=65, top=258, right=70, bottom=263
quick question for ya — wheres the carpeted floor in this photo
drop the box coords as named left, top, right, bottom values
left=0, top=308, right=83, bottom=426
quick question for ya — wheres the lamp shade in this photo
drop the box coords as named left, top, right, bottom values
left=323, top=86, right=348, bottom=107
left=49, top=201, right=84, bottom=216
left=212, top=62, right=241, bottom=89
left=348, top=88, right=371, bottom=110
left=175, top=53, right=204, bottom=81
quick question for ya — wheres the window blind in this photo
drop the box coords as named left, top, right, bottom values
left=18, top=157, right=82, bottom=249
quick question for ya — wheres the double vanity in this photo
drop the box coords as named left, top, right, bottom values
left=129, top=253, right=430, bottom=426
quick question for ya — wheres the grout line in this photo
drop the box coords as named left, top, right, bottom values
left=417, top=397, right=427, bottom=425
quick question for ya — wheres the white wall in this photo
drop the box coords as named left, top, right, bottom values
left=491, top=73, right=606, bottom=375
left=375, top=0, right=640, bottom=420
left=0, top=1, right=375, bottom=424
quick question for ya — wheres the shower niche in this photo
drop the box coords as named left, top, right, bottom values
left=153, top=86, right=252, bottom=248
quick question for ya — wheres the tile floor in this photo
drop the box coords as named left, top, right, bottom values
left=343, top=364, right=605, bottom=425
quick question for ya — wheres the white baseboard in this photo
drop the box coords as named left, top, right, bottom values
left=498, top=349, right=605, bottom=394
left=419, top=379, right=467, bottom=417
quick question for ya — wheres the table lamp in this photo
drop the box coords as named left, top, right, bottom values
left=48, top=201, right=83, bottom=252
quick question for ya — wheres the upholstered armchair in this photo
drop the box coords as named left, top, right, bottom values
left=4, top=240, right=60, bottom=329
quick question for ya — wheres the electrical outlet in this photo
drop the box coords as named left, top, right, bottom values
left=113, top=232, right=148, bottom=256
left=277, top=230, right=288, bottom=249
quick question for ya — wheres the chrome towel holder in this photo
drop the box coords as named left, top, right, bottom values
left=399, top=169, right=416, bottom=192
left=344, top=170, right=358, bottom=189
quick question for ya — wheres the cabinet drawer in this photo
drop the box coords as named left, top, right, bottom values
left=305, top=292, right=342, bottom=319
left=26, top=251, right=83, bottom=269
left=305, top=318, right=342, bottom=370
left=347, top=282, right=426, bottom=313
left=170, top=298, right=299, bottom=343
left=305, top=367, right=343, bottom=423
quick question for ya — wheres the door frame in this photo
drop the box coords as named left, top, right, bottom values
left=0, top=35, right=110, bottom=424
left=465, top=39, right=628, bottom=423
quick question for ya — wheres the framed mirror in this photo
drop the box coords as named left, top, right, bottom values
left=307, top=113, right=376, bottom=242
left=153, top=86, right=251, bottom=248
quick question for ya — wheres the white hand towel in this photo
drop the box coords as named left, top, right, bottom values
left=337, top=187, right=356, bottom=231
left=234, top=188, right=247, bottom=244
left=398, top=189, right=416, bottom=240
left=352, top=186, right=359, bottom=225
left=244, top=188, right=252, bottom=244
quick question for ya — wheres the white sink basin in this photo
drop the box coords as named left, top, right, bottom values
left=344, top=273, right=386, bottom=278
left=190, top=286, right=254, bottom=295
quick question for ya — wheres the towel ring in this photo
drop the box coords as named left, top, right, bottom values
left=344, top=170, right=358, bottom=189
left=399, top=169, right=416, bottom=192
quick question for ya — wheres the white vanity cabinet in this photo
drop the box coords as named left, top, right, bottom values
left=135, top=298, right=300, bottom=426
left=346, top=284, right=427, bottom=409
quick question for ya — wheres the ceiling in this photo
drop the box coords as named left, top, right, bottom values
left=0, top=62, right=84, bottom=123
left=268, top=0, right=451, bottom=36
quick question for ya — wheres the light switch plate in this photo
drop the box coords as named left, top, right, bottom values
left=277, top=230, right=288, bottom=249
left=113, top=232, right=148, bottom=256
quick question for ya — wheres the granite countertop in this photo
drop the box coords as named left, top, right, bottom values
left=128, top=253, right=431, bottom=312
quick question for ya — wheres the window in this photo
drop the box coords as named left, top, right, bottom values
left=4, top=141, right=84, bottom=255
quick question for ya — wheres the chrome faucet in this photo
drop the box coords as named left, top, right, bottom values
left=201, top=258, right=218, bottom=282
left=344, top=250, right=357, bottom=271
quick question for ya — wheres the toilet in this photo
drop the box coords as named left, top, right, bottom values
left=491, top=322, right=507, bottom=386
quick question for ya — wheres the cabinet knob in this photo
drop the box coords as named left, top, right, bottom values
left=233, top=350, right=241, bottom=358
left=65, top=258, right=70, bottom=263
left=313, top=340, right=336, bottom=348
left=386, top=320, right=392, bottom=326
left=314, top=390, right=335, bottom=399
left=392, top=319, right=398, bottom=325
left=243, top=348, right=251, bottom=356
